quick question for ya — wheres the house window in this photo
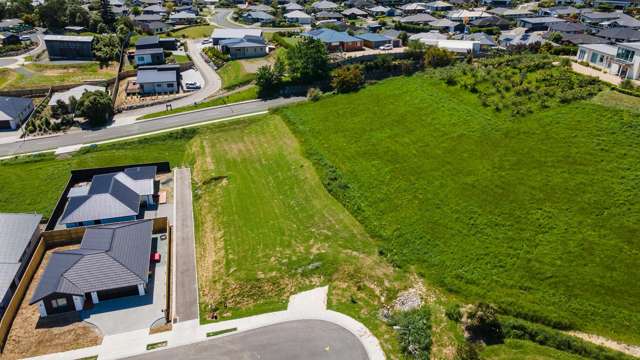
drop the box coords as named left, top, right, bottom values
left=51, top=298, right=67, bottom=308
left=137, top=56, right=145, bottom=62
left=617, top=47, right=636, bottom=62
left=578, top=49, right=586, bottom=60
left=590, top=52, right=599, bottom=64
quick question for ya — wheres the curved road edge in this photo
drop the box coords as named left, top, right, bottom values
left=26, top=287, right=386, bottom=360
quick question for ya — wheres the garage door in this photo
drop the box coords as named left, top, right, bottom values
left=97, top=285, right=139, bottom=301
left=0, top=120, right=12, bottom=129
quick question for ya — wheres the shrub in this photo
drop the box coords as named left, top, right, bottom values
left=445, top=303, right=462, bottom=322
left=389, top=307, right=432, bottom=360
left=76, top=90, right=113, bottom=127
left=454, top=341, right=481, bottom=360
left=620, top=79, right=636, bottom=90
left=500, top=316, right=636, bottom=360
left=286, top=37, right=329, bottom=83
left=307, top=87, right=322, bottom=101
left=331, top=65, right=365, bottom=93
left=203, top=46, right=229, bottom=68
left=424, top=47, right=455, bottom=68
left=465, top=303, right=504, bottom=345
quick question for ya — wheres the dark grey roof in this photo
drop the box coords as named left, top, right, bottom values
left=470, top=15, right=510, bottom=27
left=30, top=220, right=153, bottom=303
left=134, top=14, right=163, bottom=22
left=136, top=35, right=160, bottom=47
left=59, top=167, right=156, bottom=225
left=547, top=21, right=587, bottom=33
left=0, top=213, right=41, bottom=263
left=137, top=68, right=178, bottom=83
left=557, top=32, right=609, bottom=44
left=597, top=27, right=640, bottom=41
left=0, top=96, right=33, bottom=122
left=136, top=47, right=164, bottom=55
left=400, top=13, right=437, bottom=23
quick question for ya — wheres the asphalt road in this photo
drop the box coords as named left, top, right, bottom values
left=210, top=7, right=302, bottom=32
left=126, top=320, right=368, bottom=360
left=173, top=167, right=199, bottom=322
left=0, top=96, right=305, bottom=157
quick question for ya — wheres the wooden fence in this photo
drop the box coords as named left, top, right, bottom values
left=165, top=225, right=173, bottom=323
left=0, top=240, right=46, bottom=352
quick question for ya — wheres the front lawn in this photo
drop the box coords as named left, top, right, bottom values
left=172, top=25, right=216, bottom=39
left=218, top=60, right=256, bottom=89
left=481, top=340, right=588, bottom=360
left=280, top=65, right=640, bottom=344
left=0, top=62, right=118, bottom=90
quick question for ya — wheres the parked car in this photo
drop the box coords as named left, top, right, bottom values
left=185, top=81, right=201, bottom=90
left=379, top=44, right=393, bottom=51
left=201, top=38, right=212, bottom=45
left=151, top=252, right=161, bottom=263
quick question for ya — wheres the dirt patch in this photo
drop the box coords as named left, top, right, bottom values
left=3, top=245, right=102, bottom=359
left=566, top=331, right=640, bottom=358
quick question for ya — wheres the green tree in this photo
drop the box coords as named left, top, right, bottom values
left=256, top=65, right=281, bottom=97
left=67, top=2, right=91, bottom=28
left=89, top=12, right=104, bottom=32
left=100, top=0, right=116, bottom=29
left=37, top=0, right=68, bottom=29
left=424, top=47, right=455, bottom=68
left=331, top=65, right=365, bottom=93
left=0, top=2, right=6, bottom=20
left=286, top=37, right=329, bottom=83
left=398, top=31, right=409, bottom=46
left=6, top=0, right=33, bottom=19
left=548, top=31, right=563, bottom=43
left=93, top=33, right=120, bottom=65
left=465, top=303, right=504, bottom=345
left=131, top=5, right=142, bottom=15
left=405, top=39, right=426, bottom=62
left=76, top=90, right=113, bottom=126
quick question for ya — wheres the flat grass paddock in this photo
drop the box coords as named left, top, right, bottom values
left=0, top=62, right=118, bottom=90
left=280, top=74, right=640, bottom=344
left=188, top=115, right=407, bottom=355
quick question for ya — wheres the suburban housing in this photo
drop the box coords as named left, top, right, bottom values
left=43, top=35, right=94, bottom=61
left=29, top=220, right=154, bottom=316
left=59, top=166, right=157, bottom=228
left=136, top=64, right=180, bottom=94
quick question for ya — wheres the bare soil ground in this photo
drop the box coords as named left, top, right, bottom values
left=2, top=245, right=102, bottom=359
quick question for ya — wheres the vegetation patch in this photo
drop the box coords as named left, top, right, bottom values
left=172, top=25, right=216, bottom=39
left=206, top=328, right=237, bottom=337
left=279, top=63, right=640, bottom=345
left=218, top=60, right=256, bottom=89
left=389, top=307, right=433, bottom=359
left=146, top=341, right=167, bottom=350
left=0, top=63, right=117, bottom=90
left=481, top=339, right=588, bottom=360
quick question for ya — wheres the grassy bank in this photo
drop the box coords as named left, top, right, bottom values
left=218, top=60, right=256, bottom=89
left=482, top=340, right=588, bottom=360
left=0, top=62, right=117, bottom=90
left=280, top=72, right=640, bottom=344
left=138, top=86, right=258, bottom=120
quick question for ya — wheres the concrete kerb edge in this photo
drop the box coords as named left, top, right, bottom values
left=137, top=98, right=263, bottom=122
left=0, top=111, right=269, bottom=161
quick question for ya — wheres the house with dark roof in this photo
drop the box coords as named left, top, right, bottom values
left=169, top=11, right=198, bottom=24
left=0, top=96, right=34, bottom=130
left=355, top=32, right=394, bottom=49
left=517, top=16, right=567, bottom=31
left=342, top=7, right=368, bottom=19
left=142, top=4, right=168, bottom=15
left=44, top=35, right=94, bottom=61
left=285, top=10, right=313, bottom=24
left=547, top=21, right=587, bottom=34
left=315, top=10, right=344, bottom=21
left=597, top=27, right=640, bottom=42
left=0, top=213, right=42, bottom=316
left=302, top=28, right=363, bottom=52
left=135, top=35, right=178, bottom=51
left=242, top=11, right=276, bottom=24
left=554, top=32, right=609, bottom=45
left=400, top=13, right=437, bottom=25
left=59, top=166, right=157, bottom=228
left=135, top=47, right=165, bottom=65
left=470, top=16, right=511, bottom=29
left=220, top=35, right=268, bottom=59
left=30, top=220, right=153, bottom=316
left=136, top=64, right=180, bottom=94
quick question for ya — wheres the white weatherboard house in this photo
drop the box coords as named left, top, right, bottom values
left=577, top=42, right=640, bottom=79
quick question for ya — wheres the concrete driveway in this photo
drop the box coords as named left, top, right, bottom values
left=81, top=234, right=169, bottom=335
left=126, top=320, right=368, bottom=360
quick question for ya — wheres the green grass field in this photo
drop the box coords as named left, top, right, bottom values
left=280, top=74, right=640, bottom=344
left=171, top=25, right=216, bottom=39
left=0, top=63, right=117, bottom=90
left=139, top=86, right=258, bottom=120
left=482, top=340, right=588, bottom=360
left=591, top=89, right=640, bottom=113
left=218, top=60, right=256, bottom=89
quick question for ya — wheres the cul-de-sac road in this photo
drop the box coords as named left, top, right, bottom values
left=127, top=320, right=368, bottom=360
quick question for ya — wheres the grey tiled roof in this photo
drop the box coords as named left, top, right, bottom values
left=30, top=220, right=153, bottom=303
left=0, top=96, right=33, bottom=122
left=0, top=213, right=41, bottom=263
left=60, top=166, right=156, bottom=225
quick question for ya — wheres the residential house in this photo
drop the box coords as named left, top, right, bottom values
left=342, top=7, right=368, bottom=18
left=315, top=11, right=344, bottom=20
left=283, top=2, right=304, bottom=11
left=169, top=11, right=198, bottom=24
left=547, top=21, right=587, bottom=33
left=136, top=36, right=178, bottom=51
left=425, top=1, right=453, bottom=11
left=142, top=4, right=168, bottom=15
left=409, top=30, right=448, bottom=45
left=175, top=5, right=198, bottom=14
left=592, top=0, right=632, bottom=8
left=59, top=166, right=158, bottom=227
left=30, top=220, right=154, bottom=316
left=480, top=0, right=512, bottom=7
left=0, top=96, right=34, bottom=130
left=44, top=35, right=93, bottom=61
left=285, top=10, right=313, bottom=24
left=436, top=40, right=481, bottom=54
left=596, top=27, right=640, bottom=42
left=302, top=28, right=363, bottom=51
left=447, top=9, right=492, bottom=21
left=311, top=0, right=340, bottom=11
left=211, top=28, right=263, bottom=45
left=134, top=47, right=165, bottom=65
left=0, top=19, right=24, bottom=32
left=469, top=15, right=512, bottom=29
left=581, top=11, right=640, bottom=29
left=538, top=6, right=580, bottom=17
left=429, top=18, right=463, bottom=32
left=0, top=32, right=20, bottom=46
left=0, top=213, right=42, bottom=316
left=220, top=35, right=268, bottom=59
left=499, top=27, right=548, bottom=46
left=552, top=32, right=609, bottom=45
left=400, top=13, right=437, bottom=24
left=517, top=16, right=566, bottom=31
left=400, top=3, right=427, bottom=14
left=576, top=43, right=618, bottom=72
left=48, top=85, right=106, bottom=107
left=454, top=32, right=497, bottom=50
left=612, top=42, right=640, bottom=78
left=136, top=65, right=180, bottom=94
left=242, top=11, right=276, bottom=24
left=367, top=5, right=392, bottom=16
left=355, top=32, right=395, bottom=48
left=489, top=7, right=535, bottom=19
left=144, top=21, right=172, bottom=34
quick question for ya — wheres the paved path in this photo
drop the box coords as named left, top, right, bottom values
left=0, top=96, right=304, bottom=158
left=113, top=39, right=223, bottom=124
left=126, top=320, right=368, bottom=360
left=173, top=167, right=199, bottom=322
left=28, top=287, right=385, bottom=360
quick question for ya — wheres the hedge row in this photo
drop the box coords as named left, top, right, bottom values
left=613, top=86, right=640, bottom=98
left=500, top=316, right=637, bottom=360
